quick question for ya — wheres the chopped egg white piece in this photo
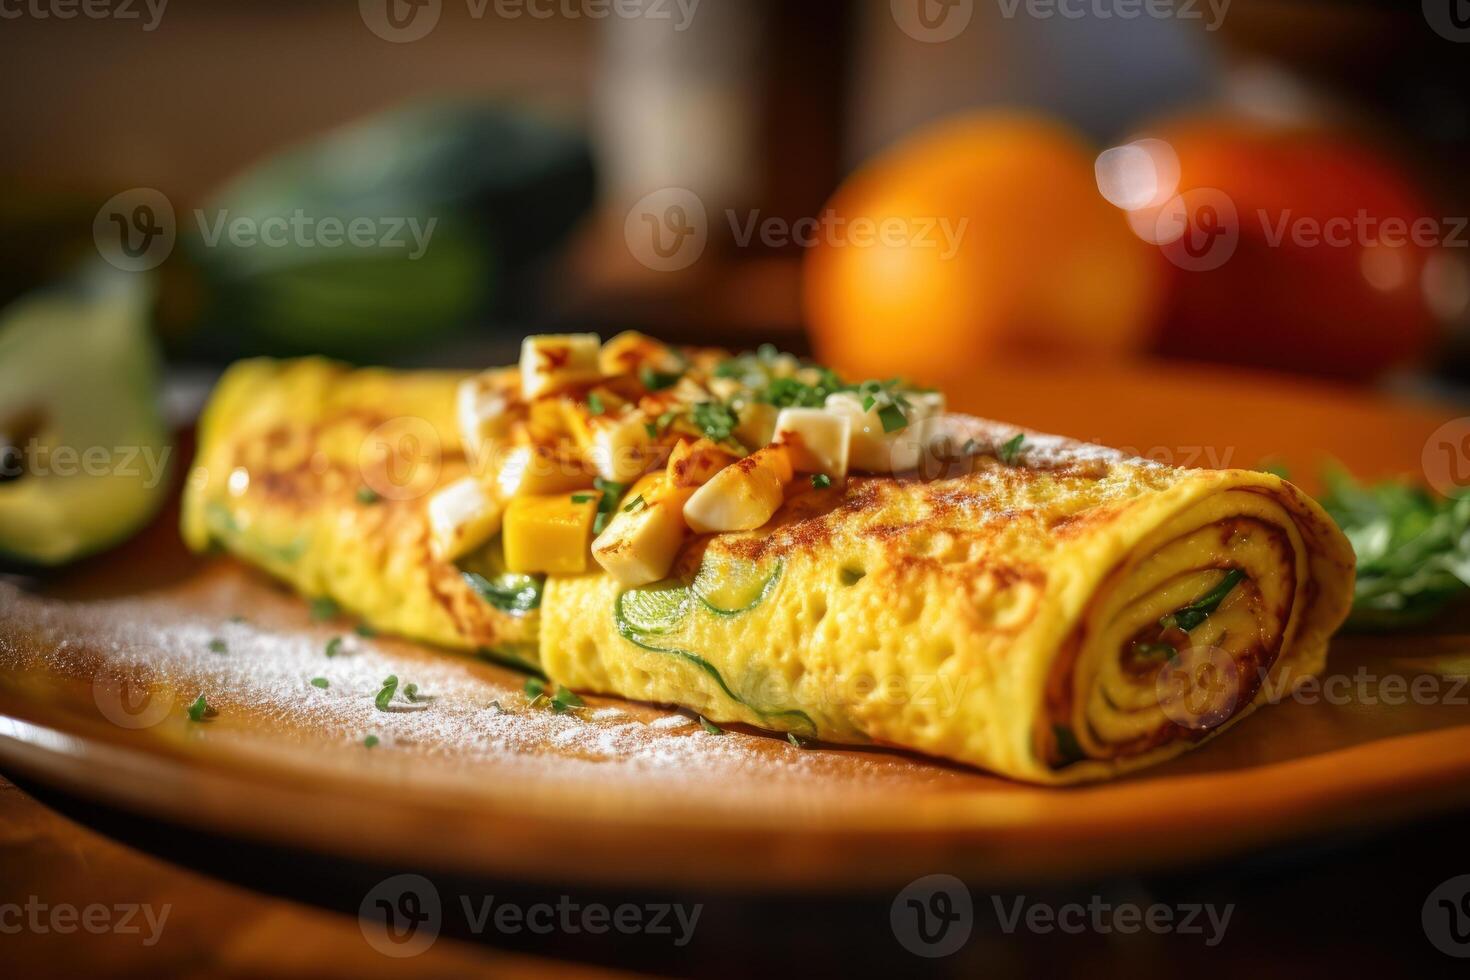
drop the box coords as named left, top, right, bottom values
left=584, top=412, right=654, bottom=483
left=825, top=391, right=945, bottom=473
left=427, top=476, right=502, bottom=561
left=519, top=333, right=601, bottom=399
left=773, top=407, right=850, bottom=480
left=495, top=443, right=594, bottom=499
left=683, top=446, right=792, bottom=533
left=456, top=374, right=513, bottom=462
left=592, top=477, right=694, bottom=586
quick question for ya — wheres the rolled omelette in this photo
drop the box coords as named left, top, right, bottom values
left=182, top=356, right=1355, bottom=784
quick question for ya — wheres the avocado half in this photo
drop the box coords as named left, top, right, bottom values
left=0, top=268, right=172, bottom=565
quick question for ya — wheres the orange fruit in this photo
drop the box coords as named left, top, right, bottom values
left=803, top=113, right=1162, bottom=388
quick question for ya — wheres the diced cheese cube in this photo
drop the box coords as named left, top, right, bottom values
left=666, top=438, right=737, bottom=488
left=825, top=391, right=946, bottom=473
left=592, top=476, right=695, bottom=586
left=427, top=476, right=503, bottom=562
left=502, top=491, right=602, bottom=574
left=734, top=401, right=778, bottom=449
left=519, top=333, right=601, bottom=399
left=773, top=407, right=850, bottom=480
left=683, top=446, right=792, bottom=533
left=495, top=443, right=595, bottom=499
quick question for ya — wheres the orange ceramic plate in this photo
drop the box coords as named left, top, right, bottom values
left=0, top=362, right=1465, bottom=890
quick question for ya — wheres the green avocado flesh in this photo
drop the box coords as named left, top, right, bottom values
left=0, top=269, right=171, bottom=565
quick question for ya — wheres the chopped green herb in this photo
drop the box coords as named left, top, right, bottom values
left=861, top=394, right=877, bottom=412
left=375, top=675, right=399, bottom=711
left=839, top=567, right=866, bottom=586
left=692, top=401, right=738, bottom=443
left=656, top=409, right=679, bottom=431
left=587, top=391, right=605, bottom=416
left=551, top=687, right=584, bottom=713
left=310, top=677, right=329, bottom=689
left=644, top=422, right=659, bottom=439
left=524, top=677, right=546, bottom=699
left=699, top=716, right=723, bottom=735
left=1159, top=568, right=1245, bottom=633
left=403, top=682, right=420, bottom=702
left=363, top=734, right=380, bottom=748
left=207, top=638, right=227, bottom=654
left=593, top=512, right=611, bottom=535
left=810, top=473, right=832, bottom=489
left=998, top=433, right=1026, bottom=464
left=325, top=636, right=343, bottom=658
left=571, top=493, right=593, bottom=504
left=787, top=733, right=804, bottom=748
left=1318, top=469, right=1470, bottom=630
left=356, top=486, right=381, bottom=505
left=639, top=366, right=681, bottom=391
left=623, top=494, right=646, bottom=513
left=309, top=597, right=339, bottom=621
left=463, top=571, right=543, bottom=615
left=186, top=695, right=216, bottom=722
left=354, top=622, right=377, bottom=638
left=876, top=403, right=908, bottom=434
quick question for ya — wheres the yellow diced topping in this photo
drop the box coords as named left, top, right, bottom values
left=502, top=491, right=602, bottom=574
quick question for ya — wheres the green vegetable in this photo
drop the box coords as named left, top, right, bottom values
left=0, top=267, right=171, bottom=565
left=462, top=570, right=542, bottom=615
left=591, top=477, right=626, bottom=536
left=375, top=675, right=398, bottom=711
left=876, top=403, right=908, bottom=434
left=310, top=677, right=329, bottom=689
left=310, top=597, right=339, bottom=621
left=1159, top=568, right=1245, bottom=633
left=691, top=555, right=783, bottom=615
left=699, top=716, right=723, bottom=735
left=639, top=366, right=681, bottom=392
left=186, top=695, right=216, bottom=722
left=325, top=636, right=343, bottom=658
left=586, top=391, right=605, bottom=416
left=623, top=494, right=645, bottom=513
left=403, top=682, right=421, bottom=702
left=810, top=473, right=831, bottom=489
left=354, top=622, right=377, bottom=638
left=524, top=677, right=546, bottom=699
left=570, top=493, right=593, bottom=504
left=356, top=486, right=381, bottom=505
left=998, top=433, right=1026, bottom=465
left=787, top=733, right=804, bottom=748
left=363, top=734, right=380, bottom=748
left=207, top=638, right=228, bottom=654
left=551, top=687, right=583, bottom=713
left=692, top=401, right=738, bottom=443
left=1319, top=469, right=1470, bottom=630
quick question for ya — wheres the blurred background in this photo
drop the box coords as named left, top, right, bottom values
left=3, top=0, right=1468, bottom=384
